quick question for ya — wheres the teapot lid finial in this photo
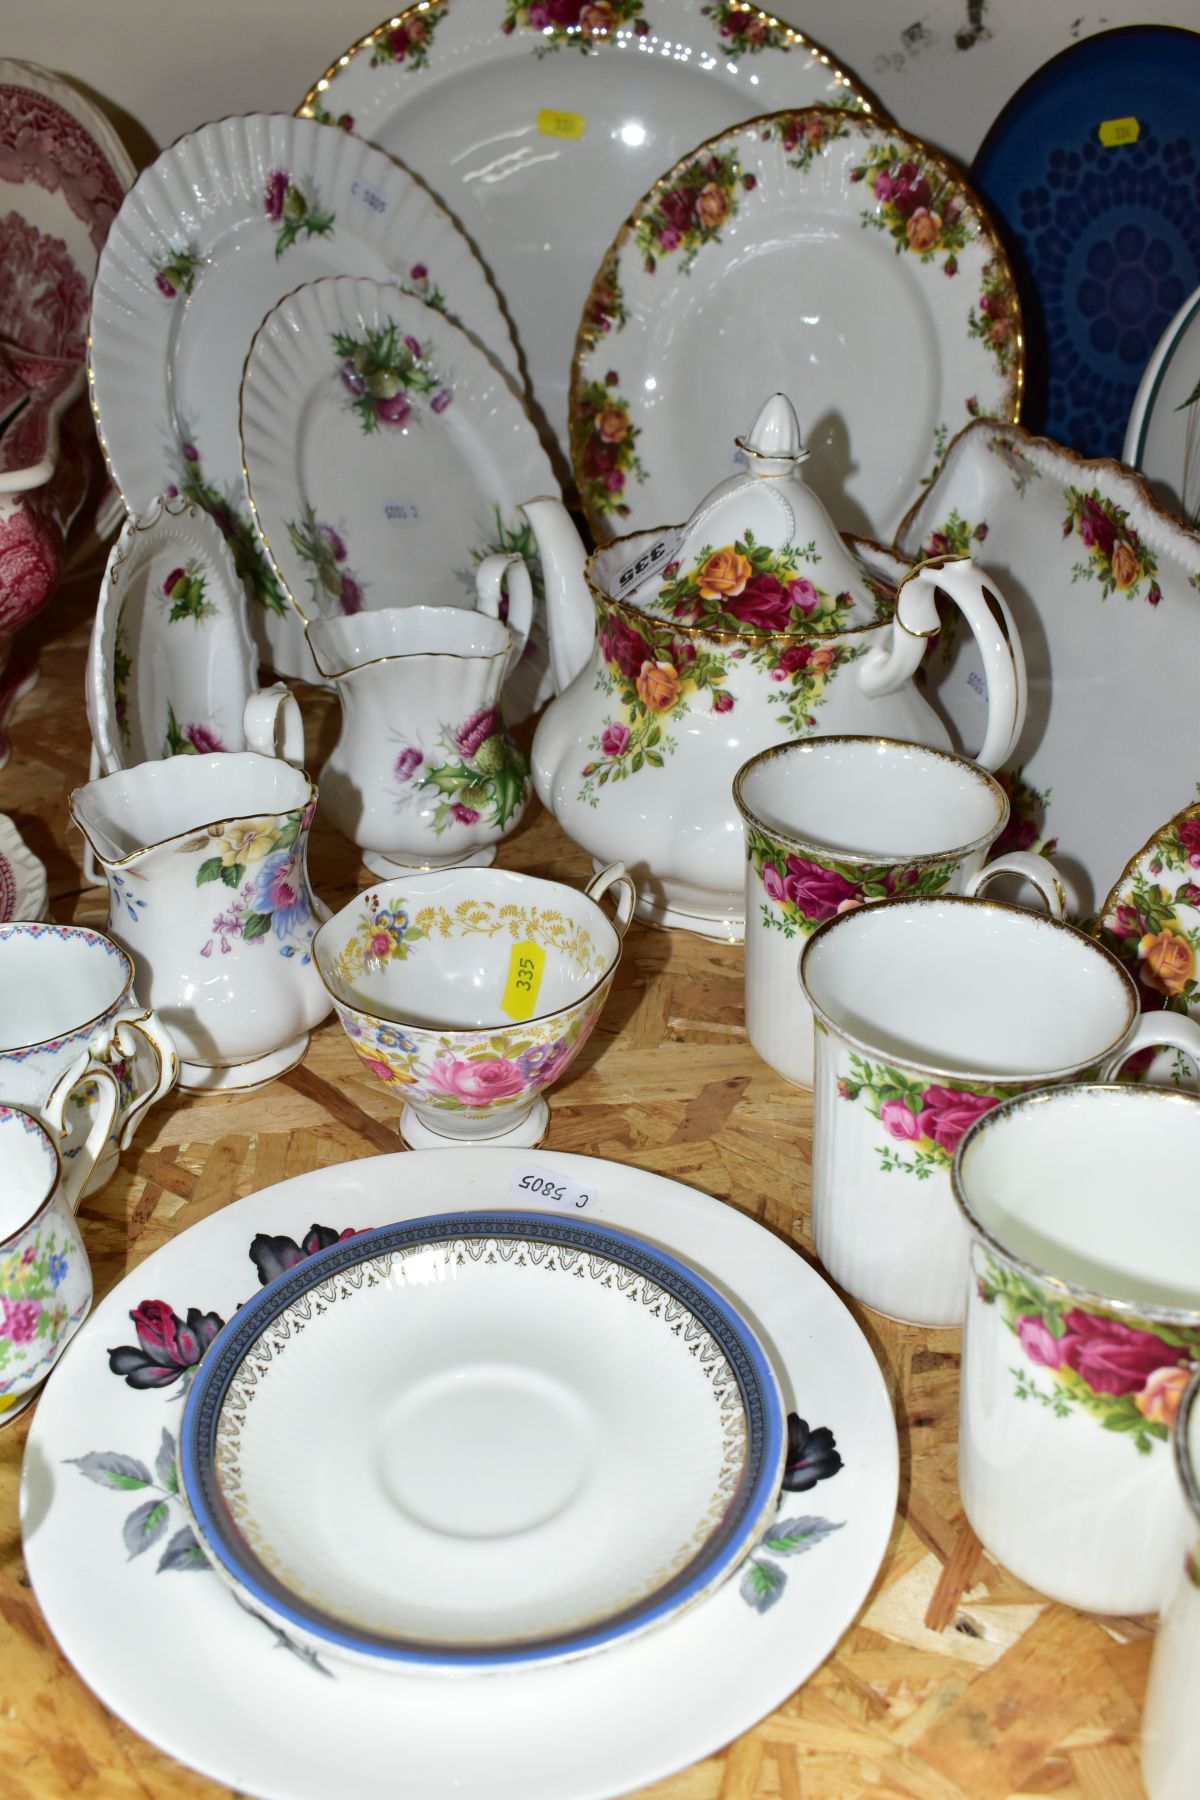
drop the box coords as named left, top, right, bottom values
left=735, top=393, right=809, bottom=476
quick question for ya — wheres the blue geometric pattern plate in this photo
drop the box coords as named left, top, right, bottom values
left=178, top=1209, right=787, bottom=1671
left=971, top=26, right=1200, bottom=462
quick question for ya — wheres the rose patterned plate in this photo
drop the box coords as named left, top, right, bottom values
left=897, top=418, right=1200, bottom=924
left=240, top=276, right=559, bottom=722
left=86, top=496, right=262, bottom=775
left=88, top=113, right=521, bottom=683
left=1124, top=280, right=1200, bottom=529
left=970, top=25, right=1200, bottom=465
left=571, top=107, right=1021, bottom=545
left=0, top=813, right=47, bottom=921
left=1092, top=802, right=1200, bottom=1088
left=21, top=1148, right=896, bottom=1800
left=298, top=0, right=881, bottom=473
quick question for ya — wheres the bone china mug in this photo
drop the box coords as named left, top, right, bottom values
left=0, top=922, right=177, bottom=1202
left=953, top=1085, right=1200, bottom=1617
left=0, top=1100, right=116, bottom=1420
left=733, top=735, right=1066, bottom=1087
left=1141, top=1368, right=1200, bottom=1797
left=798, top=895, right=1200, bottom=1328
left=70, top=753, right=331, bottom=1093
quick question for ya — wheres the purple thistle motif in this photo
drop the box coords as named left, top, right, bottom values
left=264, top=169, right=288, bottom=222
left=339, top=573, right=364, bottom=614
left=317, top=523, right=347, bottom=561
left=430, top=388, right=453, bottom=414
left=155, top=271, right=177, bottom=298
left=410, top=263, right=428, bottom=280
left=404, top=335, right=423, bottom=357
left=394, top=745, right=424, bottom=782
left=163, top=567, right=186, bottom=596
left=456, top=707, right=500, bottom=759
left=185, top=724, right=226, bottom=754
left=340, top=358, right=365, bottom=397
left=181, top=442, right=199, bottom=464
left=451, top=801, right=481, bottom=825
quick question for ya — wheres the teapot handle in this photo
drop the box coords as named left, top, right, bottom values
left=585, top=862, right=637, bottom=936
left=475, top=553, right=533, bottom=682
left=856, top=555, right=1027, bottom=773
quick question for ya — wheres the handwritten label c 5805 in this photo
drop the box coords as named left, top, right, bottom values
left=537, top=108, right=586, bottom=141
left=512, top=1165, right=594, bottom=1211
left=350, top=178, right=388, bottom=214
left=502, top=940, right=546, bottom=1021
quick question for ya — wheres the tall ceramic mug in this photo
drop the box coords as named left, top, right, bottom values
left=0, top=922, right=177, bottom=1202
left=733, top=737, right=1066, bottom=1087
left=0, top=1101, right=115, bottom=1420
left=799, top=897, right=1200, bottom=1327
left=953, top=1085, right=1200, bottom=1617
left=1141, top=1369, right=1200, bottom=1798
left=70, top=753, right=332, bottom=1093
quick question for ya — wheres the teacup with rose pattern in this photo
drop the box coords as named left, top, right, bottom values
left=314, top=864, right=635, bottom=1148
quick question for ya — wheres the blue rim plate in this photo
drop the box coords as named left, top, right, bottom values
left=179, top=1209, right=786, bottom=1671
left=971, top=25, right=1200, bottom=462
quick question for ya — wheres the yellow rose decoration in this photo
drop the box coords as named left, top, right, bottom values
left=1110, top=541, right=1138, bottom=588
left=906, top=209, right=942, bottom=252
left=1138, top=928, right=1195, bottom=996
left=1135, top=1364, right=1191, bottom=1428
left=697, top=547, right=752, bottom=599
left=695, top=182, right=729, bottom=230
left=595, top=404, right=629, bottom=444
left=636, top=660, right=682, bottom=711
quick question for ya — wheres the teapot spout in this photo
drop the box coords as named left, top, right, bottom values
left=520, top=496, right=595, bottom=692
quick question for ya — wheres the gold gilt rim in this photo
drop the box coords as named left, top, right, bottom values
left=1091, top=796, right=1200, bottom=942
left=69, top=759, right=319, bottom=869
left=0, top=923, right=136, bottom=1057
left=570, top=103, right=1024, bottom=546
left=0, top=1102, right=62, bottom=1243
left=894, top=413, right=1200, bottom=563
left=297, top=1, right=884, bottom=125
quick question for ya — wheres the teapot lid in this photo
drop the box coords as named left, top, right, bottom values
left=617, top=394, right=885, bottom=636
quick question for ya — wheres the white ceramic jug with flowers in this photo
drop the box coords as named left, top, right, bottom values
left=525, top=393, right=1028, bottom=937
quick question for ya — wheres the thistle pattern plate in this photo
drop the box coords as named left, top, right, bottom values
left=87, top=496, right=260, bottom=774
left=179, top=1210, right=785, bottom=1670
left=87, top=113, right=520, bottom=679
left=897, top=418, right=1200, bottom=923
left=21, top=1148, right=897, bottom=1799
left=572, top=107, right=1021, bottom=544
left=240, top=276, right=559, bottom=719
left=298, top=0, right=880, bottom=469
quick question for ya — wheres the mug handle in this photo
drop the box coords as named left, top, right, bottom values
left=243, top=681, right=305, bottom=766
left=475, top=553, right=533, bottom=681
left=1100, top=1012, right=1200, bottom=1082
left=966, top=851, right=1068, bottom=920
left=857, top=555, right=1027, bottom=773
left=41, top=1051, right=121, bottom=1213
left=585, top=862, right=637, bottom=936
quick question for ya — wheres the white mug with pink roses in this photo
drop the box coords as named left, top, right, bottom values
left=799, top=894, right=1200, bottom=1329
left=953, top=1083, right=1200, bottom=1617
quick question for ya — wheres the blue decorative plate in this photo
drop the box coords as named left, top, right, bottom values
left=178, top=1209, right=787, bottom=1671
left=971, top=26, right=1200, bottom=461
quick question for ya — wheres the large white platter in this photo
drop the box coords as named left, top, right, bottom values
left=298, top=0, right=880, bottom=470
left=1124, top=281, right=1200, bottom=529
left=22, top=1148, right=897, bottom=1800
left=87, top=113, right=521, bottom=677
left=572, top=106, right=1022, bottom=544
left=897, top=419, right=1200, bottom=923
left=241, top=276, right=559, bottom=718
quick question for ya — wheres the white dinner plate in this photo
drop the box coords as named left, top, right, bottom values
left=897, top=419, right=1200, bottom=923
left=22, top=1149, right=897, bottom=1800
left=87, top=496, right=260, bottom=773
left=1124, top=282, right=1200, bottom=529
left=88, top=114, right=521, bottom=679
left=240, top=276, right=559, bottom=718
left=298, top=0, right=880, bottom=469
left=572, top=106, right=1022, bottom=544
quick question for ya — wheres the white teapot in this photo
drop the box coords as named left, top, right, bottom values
left=524, top=393, right=1027, bottom=938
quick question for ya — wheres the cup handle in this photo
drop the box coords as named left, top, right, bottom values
left=475, top=553, right=533, bottom=681
left=966, top=851, right=1068, bottom=920
left=243, top=681, right=305, bottom=766
left=585, top=862, right=637, bottom=936
left=41, top=1050, right=121, bottom=1213
left=1100, top=1012, right=1200, bottom=1082
left=103, top=1009, right=180, bottom=1148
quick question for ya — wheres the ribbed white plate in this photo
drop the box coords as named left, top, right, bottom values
left=241, top=276, right=558, bottom=717
left=88, top=114, right=521, bottom=676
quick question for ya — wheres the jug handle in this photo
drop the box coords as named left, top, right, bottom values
left=856, top=555, right=1027, bottom=773
left=41, top=1051, right=121, bottom=1213
left=243, top=681, right=305, bottom=766
left=475, top=553, right=533, bottom=682
left=585, top=862, right=637, bottom=936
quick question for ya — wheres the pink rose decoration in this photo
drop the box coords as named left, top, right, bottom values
left=1077, top=496, right=1116, bottom=559
left=599, top=616, right=652, bottom=680
left=776, top=643, right=812, bottom=678
left=712, top=689, right=734, bottom=713
left=426, top=1056, right=528, bottom=1104
left=456, top=708, right=500, bottom=759
left=657, top=226, right=680, bottom=252
left=725, top=573, right=793, bottom=631
left=880, top=1098, right=920, bottom=1141
left=1178, top=818, right=1200, bottom=866
left=780, top=855, right=859, bottom=920
left=659, top=187, right=696, bottom=232
left=1, top=1297, right=41, bottom=1344
left=600, top=722, right=630, bottom=757
left=1016, top=1312, right=1069, bottom=1369
left=761, top=863, right=786, bottom=903
left=362, top=1056, right=399, bottom=1083
left=787, top=577, right=821, bottom=615
left=915, top=1084, right=999, bottom=1154
left=1058, top=1309, right=1186, bottom=1397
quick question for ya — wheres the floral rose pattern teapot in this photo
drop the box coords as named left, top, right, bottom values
left=525, top=393, right=1029, bottom=937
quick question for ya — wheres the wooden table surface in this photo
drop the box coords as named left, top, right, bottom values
left=0, top=544, right=1154, bottom=1800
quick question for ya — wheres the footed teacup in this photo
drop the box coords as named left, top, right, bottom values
left=314, top=864, right=634, bottom=1147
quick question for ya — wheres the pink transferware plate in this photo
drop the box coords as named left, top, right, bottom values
left=0, top=813, right=48, bottom=921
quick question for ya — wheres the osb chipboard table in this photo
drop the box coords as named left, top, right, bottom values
left=0, top=544, right=1154, bottom=1800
